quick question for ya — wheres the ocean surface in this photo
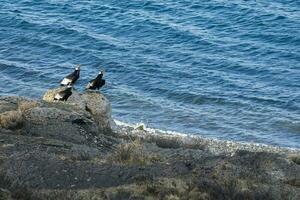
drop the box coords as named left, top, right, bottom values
left=0, top=0, right=299, bottom=148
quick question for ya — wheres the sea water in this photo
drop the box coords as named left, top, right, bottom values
left=0, top=0, right=299, bottom=148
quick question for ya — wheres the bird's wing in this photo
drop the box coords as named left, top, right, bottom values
left=61, top=78, right=72, bottom=85
left=86, top=79, right=95, bottom=89
left=99, top=79, right=105, bottom=88
left=54, top=93, right=63, bottom=100
left=65, top=71, right=76, bottom=79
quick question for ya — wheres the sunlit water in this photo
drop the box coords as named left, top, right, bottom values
left=0, top=0, right=299, bottom=148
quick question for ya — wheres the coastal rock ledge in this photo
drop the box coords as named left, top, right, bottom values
left=43, top=87, right=116, bottom=132
left=0, top=90, right=300, bottom=200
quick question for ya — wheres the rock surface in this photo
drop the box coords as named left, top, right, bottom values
left=0, top=94, right=299, bottom=200
left=43, top=87, right=116, bottom=132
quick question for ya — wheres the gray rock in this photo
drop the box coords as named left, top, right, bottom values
left=0, top=95, right=300, bottom=200
left=81, top=91, right=116, bottom=132
left=42, top=88, right=116, bottom=131
left=0, top=97, right=38, bottom=131
left=42, top=87, right=65, bottom=102
left=0, top=96, right=27, bottom=113
left=23, top=106, right=99, bottom=145
left=0, top=111, right=23, bottom=130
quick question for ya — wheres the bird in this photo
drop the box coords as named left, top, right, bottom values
left=86, top=69, right=106, bottom=90
left=60, top=64, right=80, bottom=86
left=54, top=85, right=73, bottom=101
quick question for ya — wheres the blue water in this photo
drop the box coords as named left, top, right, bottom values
left=0, top=0, right=299, bottom=148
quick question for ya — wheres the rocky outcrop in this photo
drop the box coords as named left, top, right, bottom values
left=0, top=95, right=117, bottom=148
left=43, top=87, right=116, bottom=132
left=0, top=94, right=300, bottom=200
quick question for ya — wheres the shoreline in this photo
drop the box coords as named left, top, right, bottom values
left=2, top=93, right=299, bottom=152
left=0, top=92, right=300, bottom=199
left=114, top=120, right=300, bottom=155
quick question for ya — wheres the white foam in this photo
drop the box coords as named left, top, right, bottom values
left=115, top=119, right=199, bottom=138
left=114, top=119, right=300, bottom=153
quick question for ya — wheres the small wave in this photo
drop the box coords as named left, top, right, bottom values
left=114, top=119, right=300, bottom=152
left=115, top=119, right=195, bottom=138
left=276, top=121, right=300, bottom=134
left=0, top=0, right=299, bottom=149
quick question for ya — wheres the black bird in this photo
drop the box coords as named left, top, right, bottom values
left=86, top=69, right=105, bottom=90
left=54, top=86, right=73, bottom=101
left=60, top=65, right=80, bottom=86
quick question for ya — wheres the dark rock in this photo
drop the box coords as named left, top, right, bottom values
left=0, top=95, right=299, bottom=200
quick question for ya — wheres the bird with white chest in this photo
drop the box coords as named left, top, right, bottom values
left=86, top=69, right=106, bottom=90
left=54, top=85, right=73, bottom=101
left=60, top=64, right=80, bottom=86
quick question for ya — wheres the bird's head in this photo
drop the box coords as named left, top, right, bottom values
left=75, top=64, right=81, bottom=71
left=99, top=68, right=105, bottom=75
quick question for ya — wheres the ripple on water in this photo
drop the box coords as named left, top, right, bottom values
left=0, top=0, right=299, bottom=148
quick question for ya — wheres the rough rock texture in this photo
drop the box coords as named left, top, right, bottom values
left=43, top=87, right=116, bottom=132
left=81, top=92, right=116, bottom=131
left=0, top=111, right=23, bottom=130
left=42, top=87, right=67, bottom=102
left=0, top=95, right=299, bottom=200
